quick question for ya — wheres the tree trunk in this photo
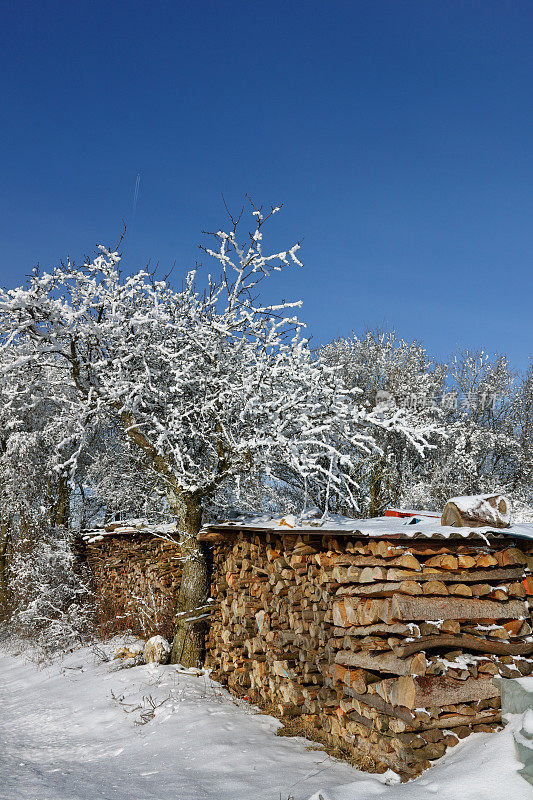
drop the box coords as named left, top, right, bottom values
left=170, top=495, right=209, bottom=668
left=51, top=474, right=71, bottom=528
left=0, top=522, right=12, bottom=619
left=369, top=458, right=385, bottom=517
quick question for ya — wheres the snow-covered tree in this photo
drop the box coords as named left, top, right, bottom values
left=0, top=351, right=83, bottom=617
left=0, top=203, right=439, bottom=664
left=319, top=331, right=445, bottom=515
left=319, top=335, right=533, bottom=516
left=71, top=418, right=168, bottom=530
left=511, top=364, right=533, bottom=505
left=429, top=351, right=525, bottom=505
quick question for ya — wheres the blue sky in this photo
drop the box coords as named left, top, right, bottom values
left=1, top=1, right=531, bottom=370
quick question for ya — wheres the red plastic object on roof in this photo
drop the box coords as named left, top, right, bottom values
left=384, top=509, right=441, bottom=519
left=385, top=510, right=415, bottom=518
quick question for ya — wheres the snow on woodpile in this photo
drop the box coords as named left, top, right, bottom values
left=204, top=520, right=533, bottom=779
left=82, top=518, right=178, bottom=544
left=201, top=508, right=533, bottom=541
left=82, top=520, right=181, bottom=641
left=442, top=494, right=512, bottom=528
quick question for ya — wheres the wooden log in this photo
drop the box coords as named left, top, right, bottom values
left=421, top=619, right=460, bottom=635
left=457, top=554, right=476, bottom=569
left=449, top=583, right=473, bottom=597
left=476, top=554, right=499, bottom=568
left=388, top=594, right=528, bottom=622
left=373, top=541, right=406, bottom=559
left=378, top=675, right=500, bottom=709
left=336, top=686, right=416, bottom=724
left=337, top=582, right=408, bottom=598
left=489, top=589, right=509, bottom=602
left=385, top=567, right=525, bottom=583
left=399, top=580, right=424, bottom=596
left=470, top=583, right=493, bottom=597
left=335, top=649, right=427, bottom=676
left=331, top=566, right=363, bottom=583
left=332, top=598, right=388, bottom=627
left=333, top=623, right=418, bottom=637
left=502, top=619, right=528, bottom=635
left=359, top=566, right=387, bottom=583
left=320, top=554, right=420, bottom=570
left=333, top=686, right=502, bottom=732
left=198, top=529, right=236, bottom=543
left=422, top=580, right=449, bottom=596
left=401, top=741, right=446, bottom=763
left=507, top=582, right=527, bottom=598
left=441, top=494, right=511, bottom=528
left=425, top=554, right=459, bottom=571
left=328, top=664, right=380, bottom=693
left=392, top=634, right=533, bottom=658
left=495, top=548, right=528, bottom=567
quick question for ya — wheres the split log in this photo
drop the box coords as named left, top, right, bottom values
left=422, top=580, right=449, bottom=596
left=335, top=649, right=427, bottom=676
left=328, top=664, right=380, bottom=693
left=392, top=634, right=533, bottom=658
left=332, top=598, right=388, bottom=627
left=425, top=554, right=459, bottom=570
left=377, top=674, right=500, bottom=709
left=198, top=529, right=236, bottom=543
left=407, top=710, right=500, bottom=732
left=333, top=623, right=418, bottom=637
left=385, top=567, right=525, bottom=583
left=495, top=548, right=528, bottom=567
left=457, top=554, right=476, bottom=568
left=476, top=554, right=499, bottom=568
left=389, top=594, right=528, bottom=623
left=336, top=687, right=416, bottom=724
left=338, top=581, right=411, bottom=598
left=449, top=584, right=473, bottom=597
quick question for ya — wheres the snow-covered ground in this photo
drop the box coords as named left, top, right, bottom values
left=0, top=639, right=531, bottom=800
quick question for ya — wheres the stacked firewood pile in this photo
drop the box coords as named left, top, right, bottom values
left=83, top=523, right=182, bottom=641
left=204, top=527, right=533, bottom=778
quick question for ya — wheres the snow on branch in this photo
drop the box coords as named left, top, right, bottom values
left=0, top=203, right=441, bottom=517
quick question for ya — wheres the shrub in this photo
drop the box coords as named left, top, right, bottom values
left=7, top=527, right=95, bottom=657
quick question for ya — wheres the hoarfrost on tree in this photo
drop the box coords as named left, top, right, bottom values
left=0, top=202, right=446, bottom=664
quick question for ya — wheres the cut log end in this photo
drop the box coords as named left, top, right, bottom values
left=441, top=495, right=511, bottom=529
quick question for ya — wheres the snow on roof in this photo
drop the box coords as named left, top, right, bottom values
left=200, top=508, right=533, bottom=541
left=83, top=507, right=533, bottom=544
left=82, top=519, right=178, bottom=544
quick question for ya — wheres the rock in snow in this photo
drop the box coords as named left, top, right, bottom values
left=143, top=635, right=171, bottom=664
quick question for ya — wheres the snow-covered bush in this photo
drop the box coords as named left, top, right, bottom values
left=7, top=527, right=94, bottom=658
